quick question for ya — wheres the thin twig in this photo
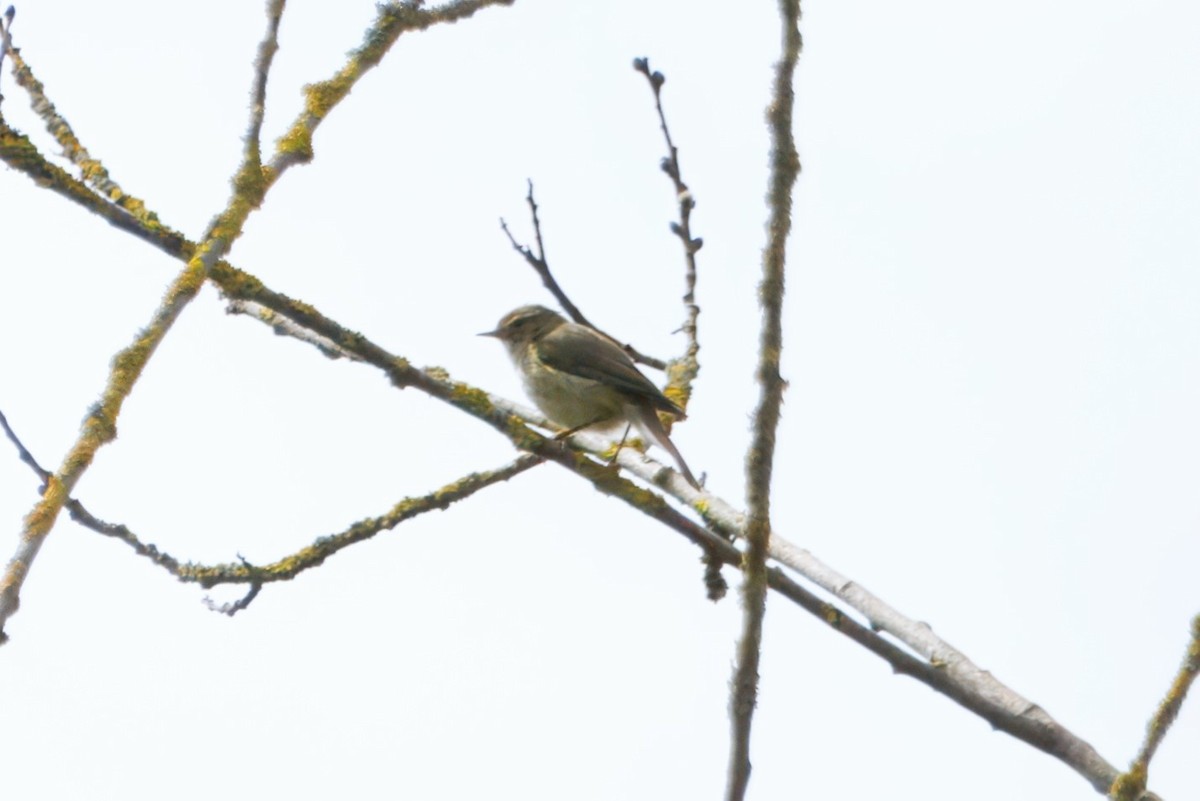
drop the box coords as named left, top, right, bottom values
left=500, top=179, right=595, bottom=327
left=225, top=299, right=363, bottom=360
left=204, top=556, right=263, bottom=616
left=204, top=582, right=262, bottom=616
left=120, top=455, right=539, bottom=586
left=244, top=0, right=285, bottom=170
left=0, top=407, right=50, bottom=487
left=1133, top=612, right=1200, bottom=766
left=0, top=6, right=14, bottom=88
left=500, top=181, right=669, bottom=371
left=175, top=454, right=545, bottom=588
left=1111, top=613, right=1200, bottom=800
left=633, top=57, right=702, bottom=410
left=726, top=3, right=802, bottom=799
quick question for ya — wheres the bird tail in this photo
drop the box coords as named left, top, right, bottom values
left=631, top=405, right=701, bottom=489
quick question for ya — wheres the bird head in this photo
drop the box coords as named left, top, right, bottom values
left=479, top=305, right=567, bottom=345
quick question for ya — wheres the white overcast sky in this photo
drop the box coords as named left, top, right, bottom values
left=1, top=2, right=1197, bottom=799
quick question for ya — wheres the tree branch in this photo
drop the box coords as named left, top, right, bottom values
left=0, top=0, right=516, bottom=644
left=500, top=181, right=669, bottom=372
left=2, top=406, right=543, bottom=601
left=725, top=2, right=802, bottom=797
left=0, top=6, right=14, bottom=93
left=1111, top=613, right=1200, bottom=800
left=633, top=57, right=702, bottom=411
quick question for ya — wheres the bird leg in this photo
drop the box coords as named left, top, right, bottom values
left=552, top=417, right=608, bottom=441
left=608, top=423, right=633, bottom=465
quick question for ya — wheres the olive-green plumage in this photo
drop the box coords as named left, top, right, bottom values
left=481, top=305, right=699, bottom=488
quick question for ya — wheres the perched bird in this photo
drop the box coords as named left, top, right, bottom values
left=481, top=305, right=700, bottom=488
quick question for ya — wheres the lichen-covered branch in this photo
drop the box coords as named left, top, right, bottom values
left=273, top=0, right=514, bottom=173
left=0, top=247, right=208, bottom=644
left=4, top=399, right=544, bottom=602
left=0, top=0, right=515, bottom=643
left=1111, top=613, right=1200, bottom=800
left=725, top=2, right=802, bottom=799
left=246, top=0, right=284, bottom=162
left=3, top=19, right=161, bottom=227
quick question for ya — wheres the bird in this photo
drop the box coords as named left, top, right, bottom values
left=481, top=305, right=700, bottom=489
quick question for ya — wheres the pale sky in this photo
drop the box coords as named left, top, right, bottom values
left=1, top=2, right=1197, bottom=799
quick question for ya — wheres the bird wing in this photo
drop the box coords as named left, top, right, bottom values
left=536, top=324, right=684, bottom=416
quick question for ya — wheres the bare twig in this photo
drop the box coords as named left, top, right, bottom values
left=0, top=407, right=49, bottom=488
left=204, top=582, right=262, bottom=616
left=500, top=181, right=669, bottom=371
left=725, top=3, right=802, bottom=798
left=225, top=298, right=364, bottom=360
left=500, top=180, right=595, bottom=328
left=244, top=0, right=285, bottom=169
left=500, top=180, right=592, bottom=328
left=633, top=57, right=702, bottom=410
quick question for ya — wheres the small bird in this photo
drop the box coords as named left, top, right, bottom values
left=481, top=305, right=700, bottom=488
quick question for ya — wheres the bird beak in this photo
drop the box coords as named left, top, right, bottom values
left=478, top=328, right=503, bottom=339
